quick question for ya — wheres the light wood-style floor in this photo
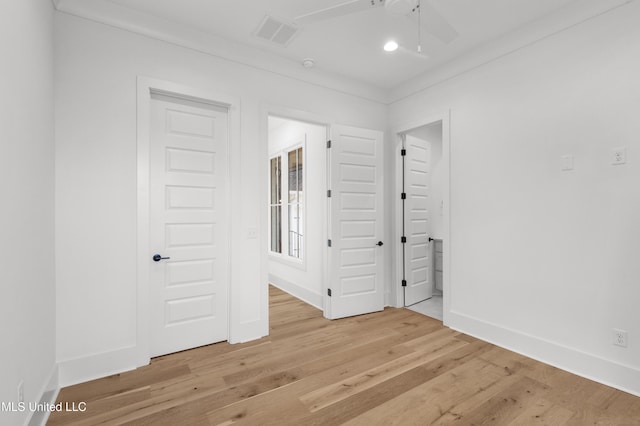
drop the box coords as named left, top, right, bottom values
left=49, top=286, right=640, bottom=425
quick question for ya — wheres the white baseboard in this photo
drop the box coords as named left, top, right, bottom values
left=27, top=364, right=59, bottom=426
left=447, top=310, right=640, bottom=397
left=57, top=346, right=140, bottom=388
left=58, top=329, right=269, bottom=386
left=269, top=274, right=322, bottom=309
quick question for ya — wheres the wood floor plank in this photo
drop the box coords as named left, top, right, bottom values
left=297, top=340, right=495, bottom=426
left=299, top=333, right=469, bottom=412
left=341, top=357, right=509, bottom=426
left=507, top=398, right=574, bottom=425
left=222, top=326, right=401, bottom=387
left=205, top=334, right=417, bottom=424
left=48, top=286, right=640, bottom=425
left=457, top=376, right=551, bottom=425
left=430, top=373, right=524, bottom=425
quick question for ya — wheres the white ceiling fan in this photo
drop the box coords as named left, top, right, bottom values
left=294, top=0, right=458, bottom=45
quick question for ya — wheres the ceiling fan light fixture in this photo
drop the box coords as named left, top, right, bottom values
left=383, top=40, right=398, bottom=52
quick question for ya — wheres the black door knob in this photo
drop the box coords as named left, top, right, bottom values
left=376, top=241, right=384, bottom=246
left=153, top=254, right=170, bottom=262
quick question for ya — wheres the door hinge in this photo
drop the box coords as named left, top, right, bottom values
left=327, top=288, right=332, bottom=297
left=327, top=190, right=332, bottom=198
left=401, top=148, right=406, bottom=156
left=401, top=236, right=407, bottom=243
left=327, top=140, right=332, bottom=149
left=401, top=192, right=406, bottom=200
left=402, top=280, right=407, bottom=287
left=328, top=239, right=332, bottom=247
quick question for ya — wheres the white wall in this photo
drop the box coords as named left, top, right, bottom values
left=0, top=1, right=57, bottom=425
left=389, top=1, right=640, bottom=395
left=268, top=118, right=326, bottom=308
left=54, top=12, right=386, bottom=385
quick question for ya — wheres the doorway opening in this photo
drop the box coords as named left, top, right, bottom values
left=267, top=115, right=327, bottom=310
left=399, top=121, right=445, bottom=321
left=265, top=115, right=386, bottom=320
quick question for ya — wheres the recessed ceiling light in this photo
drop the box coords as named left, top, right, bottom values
left=302, top=58, right=315, bottom=68
left=383, top=41, right=398, bottom=52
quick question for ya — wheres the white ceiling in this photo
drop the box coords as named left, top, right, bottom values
left=94, top=0, right=582, bottom=90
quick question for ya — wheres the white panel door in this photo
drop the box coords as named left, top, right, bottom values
left=404, top=135, right=433, bottom=305
left=149, top=94, right=229, bottom=357
left=327, top=125, right=384, bottom=319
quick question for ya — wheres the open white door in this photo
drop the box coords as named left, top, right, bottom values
left=149, top=93, right=229, bottom=357
left=326, top=125, right=384, bottom=319
left=403, top=133, right=433, bottom=305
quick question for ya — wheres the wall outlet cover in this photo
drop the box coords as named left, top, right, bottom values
left=561, top=154, right=574, bottom=171
left=612, top=147, right=627, bottom=165
left=613, top=328, right=628, bottom=347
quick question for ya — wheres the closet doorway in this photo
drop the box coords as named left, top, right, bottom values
left=399, top=119, right=448, bottom=321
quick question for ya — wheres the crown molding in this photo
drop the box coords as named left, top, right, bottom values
left=53, top=0, right=389, bottom=104
left=53, top=0, right=635, bottom=106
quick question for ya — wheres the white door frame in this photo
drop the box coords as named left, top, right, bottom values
left=136, top=76, right=239, bottom=366
left=392, top=111, right=451, bottom=325
left=260, top=105, right=332, bottom=315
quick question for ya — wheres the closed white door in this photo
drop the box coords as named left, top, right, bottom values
left=149, top=94, right=229, bottom=357
left=404, top=135, right=433, bottom=305
left=327, top=125, right=384, bottom=319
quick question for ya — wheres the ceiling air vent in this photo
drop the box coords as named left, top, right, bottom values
left=254, top=15, right=298, bottom=47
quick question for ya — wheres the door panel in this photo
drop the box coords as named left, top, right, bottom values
left=149, top=94, right=229, bottom=357
left=327, top=125, right=384, bottom=319
left=404, top=135, right=433, bottom=305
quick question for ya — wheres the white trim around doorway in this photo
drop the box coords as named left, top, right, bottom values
left=260, top=105, right=332, bottom=316
left=136, top=76, right=240, bottom=366
left=392, top=111, right=451, bottom=325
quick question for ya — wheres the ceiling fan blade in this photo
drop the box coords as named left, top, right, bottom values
left=294, top=0, right=381, bottom=26
left=410, top=1, right=458, bottom=44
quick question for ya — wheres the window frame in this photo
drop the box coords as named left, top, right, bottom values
left=268, top=155, right=282, bottom=255
left=268, top=141, right=306, bottom=267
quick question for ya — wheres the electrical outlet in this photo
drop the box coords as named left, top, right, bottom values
left=612, top=147, right=627, bottom=165
left=18, top=380, right=24, bottom=403
left=613, top=328, right=628, bottom=347
left=561, top=154, right=574, bottom=171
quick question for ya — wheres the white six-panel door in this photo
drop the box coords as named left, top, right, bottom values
left=327, top=125, right=384, bottom=319
left=404, top=135, right=433, bottom=305
left=149, top=94, right=229, bottom=357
